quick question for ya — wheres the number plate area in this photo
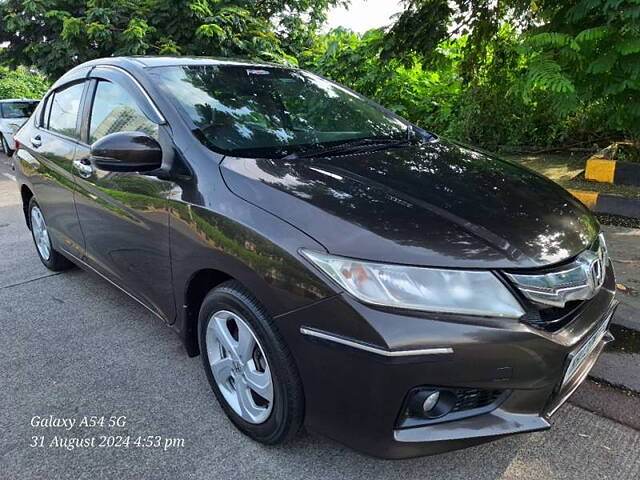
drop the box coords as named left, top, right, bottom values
left=562, top=317, right=610, bottom=387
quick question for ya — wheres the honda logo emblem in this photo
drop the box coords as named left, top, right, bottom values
left=576, top=250, right=606, bottom=298
left=506, top=235, right=608, bottom=308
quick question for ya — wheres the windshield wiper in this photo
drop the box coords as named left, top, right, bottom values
left=280, top=137, right=410, bottom=161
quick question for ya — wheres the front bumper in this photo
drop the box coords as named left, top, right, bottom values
left=274, top=264, right=616, bottom=459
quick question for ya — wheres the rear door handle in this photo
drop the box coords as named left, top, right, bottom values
left=73, top=158, right=94, bottom=178
left=30, top=135, right=42, bottom=148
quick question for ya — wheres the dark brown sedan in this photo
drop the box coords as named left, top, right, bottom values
left=12, top=56, right=616, bottom=458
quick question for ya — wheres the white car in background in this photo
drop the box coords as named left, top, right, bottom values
left=0, top=99, right=39, bottom=156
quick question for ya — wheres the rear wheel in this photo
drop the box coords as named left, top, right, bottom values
left=28, top=198, right=73, bottom=271
left=199, top=281, right=303, bottom=444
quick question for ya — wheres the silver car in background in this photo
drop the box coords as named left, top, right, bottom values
left=0, top=99, right=39, bottom=155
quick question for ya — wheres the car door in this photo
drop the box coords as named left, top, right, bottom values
left=72, top=69, right=176, bottom=322
left=18, top=81, right=88, bottom=259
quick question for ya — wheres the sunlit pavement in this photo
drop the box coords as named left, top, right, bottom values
left=1, top=153, right=638, bottom=480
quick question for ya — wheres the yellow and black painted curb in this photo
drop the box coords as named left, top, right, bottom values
left=569, top=188, right=640, bottom=218
left=585, top=155, right=640, bottom=186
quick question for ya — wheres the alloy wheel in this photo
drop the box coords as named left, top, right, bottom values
left=206, top=310, right=274, bottom=424
left=30, top=205, right=51, bottom=261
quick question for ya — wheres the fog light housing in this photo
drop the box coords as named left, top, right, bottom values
left=397, top=386, right=508, bottom=429
left=406, top=389, right=456, bottom=420
left=422, top=391, right=439, bottom=413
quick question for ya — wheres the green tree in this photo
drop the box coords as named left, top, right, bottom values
left=384, top=0, right=640, bottom=139
left=303, top=27, right=568, bottom=148
left=518, top=1, right=640, bottom=137
left=301, top=28, right=462, bottom=134
left=0, top=0, right=344, bottom=78
left=0, top=65, right=50, bottom=99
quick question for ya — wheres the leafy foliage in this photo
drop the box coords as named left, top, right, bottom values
left=1, top=0, right=637, bottom=148
left=382, top=0, right=640, bottom=139
left=0, top=65, right=50, bottom=99
left=0, top=0, right=343, bottom=78
left=303, top=29, right=462, bottom=133
left=518, top=1, right=640, bottom=136
left=303, top=27, right=573, bottom=149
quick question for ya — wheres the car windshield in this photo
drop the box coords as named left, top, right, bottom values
left=1, top=101, right=37, bottom=119
left=151, top=65, right=408, bottom=158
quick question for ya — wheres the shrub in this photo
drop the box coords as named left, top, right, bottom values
left=0, top=66, right=49, bottom=99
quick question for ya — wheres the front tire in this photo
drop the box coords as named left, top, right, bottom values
left=198, top=281, right=304, bottom=444
left=28, top=198, right=73, bottom=271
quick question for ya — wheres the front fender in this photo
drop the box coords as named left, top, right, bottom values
left=167, top=195, right=338, bottom=334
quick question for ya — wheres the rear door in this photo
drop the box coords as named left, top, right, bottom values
left=17, top=81, right=88, bottom=258
left=72, top=68, right=176, bottom=321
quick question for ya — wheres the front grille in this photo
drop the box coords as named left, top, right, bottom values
left=524, top=300, right=586, bottom=332
left=506, top=234, right=609, bottom=332
left=451, top=388, right=503, bottom=413
left=537, top=300, right=583, bottom=322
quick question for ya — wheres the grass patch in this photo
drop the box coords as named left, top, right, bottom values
left=503, top=152, right=586, bottom=182
left=604, top=142, right=640, bottom=164
left=505, top=152, right=640, bottom=199
left=596, top=213, right=640, bottom=228
left=559, top=174, right=640, bottom=200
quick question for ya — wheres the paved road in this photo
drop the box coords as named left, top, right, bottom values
left=605, top=225, right=640, bottom=331
left=1, top=155, right=638, bottom=480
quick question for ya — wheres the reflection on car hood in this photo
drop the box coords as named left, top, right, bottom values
left=220, top=140, right=598, bottom=269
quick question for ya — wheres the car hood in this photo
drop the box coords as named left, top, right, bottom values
left=220, top=140, right=598, bottom=269
left=0, top=117, right=29, bottom=127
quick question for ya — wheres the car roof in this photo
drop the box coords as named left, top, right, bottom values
left=52, top=56, right=298, bottom=96
left=76, top=56, right=290, bottom=70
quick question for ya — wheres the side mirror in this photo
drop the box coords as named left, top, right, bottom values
left=90, top=131, right=162, bottom=172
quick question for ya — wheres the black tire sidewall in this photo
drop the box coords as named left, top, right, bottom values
left=198, top=283, right=302, bottom=444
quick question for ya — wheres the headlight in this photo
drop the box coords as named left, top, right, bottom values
left=301, top=250, right=525, bottom=318
left=8, top=123, right=21, bottom=133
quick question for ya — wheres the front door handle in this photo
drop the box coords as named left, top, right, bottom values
left=73, top=158, right=94, bottom=179
left=30, top=135, right=42, bottom=148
